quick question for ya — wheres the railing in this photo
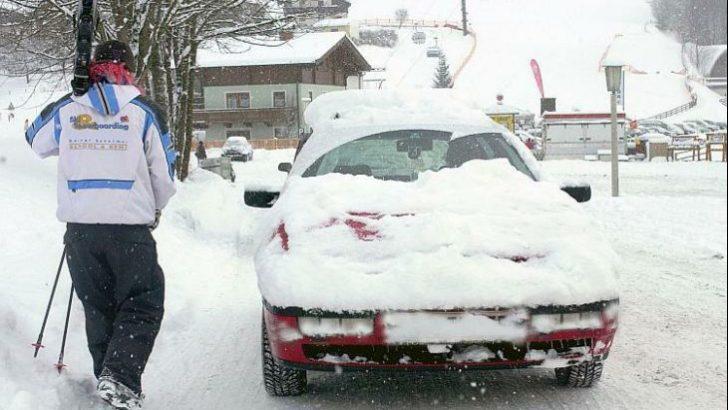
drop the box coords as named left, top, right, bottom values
left=359, top=18, right=462, bottom=30
left=646, top=94, right=698, bottom=120
left=642, top=76, right=698, bottom=121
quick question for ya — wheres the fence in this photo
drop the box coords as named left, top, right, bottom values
left=205, top=138, right=300, bottom=150
left=643, top=77, right=699, bottom=121
left=249, top=138, right=300, bottom=150
left=359, top=19, right=462, bottom=30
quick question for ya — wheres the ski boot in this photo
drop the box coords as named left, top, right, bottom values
left=97, top=369, right=144, bottom=409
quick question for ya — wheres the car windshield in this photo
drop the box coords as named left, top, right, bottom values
left=302, top=130, right=534, bottom=181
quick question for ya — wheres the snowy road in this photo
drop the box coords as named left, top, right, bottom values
left=1, top=131, right=726, bottom=409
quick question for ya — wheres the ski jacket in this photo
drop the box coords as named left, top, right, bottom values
left=25, top=84, right=176, bottom=225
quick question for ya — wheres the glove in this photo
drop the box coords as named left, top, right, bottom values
left=150, top=210, right=162, bottom=231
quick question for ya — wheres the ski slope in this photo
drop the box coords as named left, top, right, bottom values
left=1, top=75, right=727, bottom=409
left=349, top=0, right=726, bottom=121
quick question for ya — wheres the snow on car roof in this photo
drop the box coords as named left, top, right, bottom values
left=197, top=32, right=349, bottom=67
left=305, top=89, right=496, bottom=129
left=293, top=89, right=541, bottom=179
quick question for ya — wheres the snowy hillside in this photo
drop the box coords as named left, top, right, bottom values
left=349, top=0, right=726, bottom=121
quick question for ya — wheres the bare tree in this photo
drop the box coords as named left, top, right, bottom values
left=395, top=8, right=408, bottom=28
left=0, top=0, right=301, bottom=180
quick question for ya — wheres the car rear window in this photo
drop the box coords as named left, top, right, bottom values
left=303, top=130, right=534, bottom=181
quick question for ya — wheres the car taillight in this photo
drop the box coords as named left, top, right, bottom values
left=298, top=317, right=375, bottom=337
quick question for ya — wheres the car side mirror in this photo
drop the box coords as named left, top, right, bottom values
left=278, top=162, right=292, bottom=173
left=244, top=190, right=280, bottom=208
left=561, top=184, right=592, bottom=203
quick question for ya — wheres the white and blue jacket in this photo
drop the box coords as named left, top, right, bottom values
left=26, top=83, right=177, bottom=225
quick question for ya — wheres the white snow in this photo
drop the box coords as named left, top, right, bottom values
left=296, top=89, right=542, bottom=180
left=256, top=159, right=619, bottom=311
left=2, top=0, right=728, bottom=405
left=196, top=32, right=352, bottom=68
left=1, top=96, right=726, bottom=407
left=349, top=0, right=725, bottom=122
left=383, top=311, right=528, bottom=344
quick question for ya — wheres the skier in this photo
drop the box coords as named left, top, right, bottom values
left=195, top=140, right=207, bottom=160
left=24, top=40, right=176, bottom=409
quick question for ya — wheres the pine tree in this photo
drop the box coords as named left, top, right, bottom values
left=433, top=54, right=453, bottom=88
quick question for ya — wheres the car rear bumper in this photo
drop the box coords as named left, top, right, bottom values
left=263, top=302, right=618, bottom=372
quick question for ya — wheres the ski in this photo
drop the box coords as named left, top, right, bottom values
left=71, top=0, right=98, bottom=96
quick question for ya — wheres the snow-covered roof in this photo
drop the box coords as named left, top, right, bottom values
left=484, top=103, right=532, bottom=115
left=197, top=32, right=352, bottom=68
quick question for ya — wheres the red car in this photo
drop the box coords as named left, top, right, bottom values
left=246, top=90, right=619, bottom=396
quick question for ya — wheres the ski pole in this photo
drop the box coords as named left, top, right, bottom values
left=32, top=246, right=67, bottom=358
left=55, top=284, right=74, bottom=374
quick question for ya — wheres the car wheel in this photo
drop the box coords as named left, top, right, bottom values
left=556, top=361, right=604, bottom=387
left=262, top=318, right=307, bottom=396
left=555, top=360, right=603, bottom=387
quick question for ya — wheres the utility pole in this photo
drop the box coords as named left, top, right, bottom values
left=461, top=0, right=469, bottom=36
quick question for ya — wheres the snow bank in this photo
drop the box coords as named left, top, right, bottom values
left=256, top=159, right=619, bottom=311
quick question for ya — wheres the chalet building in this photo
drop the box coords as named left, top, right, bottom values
left=284, top=0, right=352, bottom=26
left=194, top=32, right=371, bottom=143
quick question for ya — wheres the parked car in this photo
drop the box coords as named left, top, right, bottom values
left=221, top=137, right=254, bottom=162
left=515, top=130, right=544, bottom=159
left=412, top=31, right=426, bottom=44
left=426, top=46, right=442, bottom=57
left=245, top=90, right=619, bottom=396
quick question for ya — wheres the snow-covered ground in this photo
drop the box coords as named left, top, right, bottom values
left=349, top=0, right=727, bottom=122
left=2, top=82, right=726, bottom=408
left=359, top=27, right=473, bottom=88
left=1, top=0, right=727, bottom=406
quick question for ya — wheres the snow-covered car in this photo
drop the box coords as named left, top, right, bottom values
left=515, top=130, right=544, bottom=160
left=246, top=90, right=619, bottom=396
left=412, top=31, right=426, bottom=44
left=426, top=46, right=443, bottom=57
left=221, top=137, right=254, bottom=162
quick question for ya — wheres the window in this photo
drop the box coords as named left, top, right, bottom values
left=226, top=130, right=251, bottom=139
left=304, top=130, right=452, bottom=181
left=273, top=91, right=287, bottom=108
left=302, top=68, right=314, bottom=83
left=275, top=127, right=289, bottom=138
left=226, top=92, right=250, bottom=109
left=303, top=131, right=534, bottom=181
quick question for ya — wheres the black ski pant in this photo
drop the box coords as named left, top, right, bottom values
left=64, top=224, right=165, bottom=394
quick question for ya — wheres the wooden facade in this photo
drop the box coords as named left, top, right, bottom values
left=193, top=35, right=371, bottom=142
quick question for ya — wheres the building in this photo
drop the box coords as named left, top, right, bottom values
left=542, top=112, right=627, bottom=159
left=313, top=18, right=360, bottom=40
left=284, top=0, right=352, bottom=27
left=194, top=32, right=371, bottom=143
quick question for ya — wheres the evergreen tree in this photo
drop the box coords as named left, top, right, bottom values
left=433, top=54, right=453, bottom=88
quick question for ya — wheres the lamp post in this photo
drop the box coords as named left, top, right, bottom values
left=604, top=63, right=624, bottom=197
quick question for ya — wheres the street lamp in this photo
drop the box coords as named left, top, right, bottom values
left=604, top=62, right=624, bottom=197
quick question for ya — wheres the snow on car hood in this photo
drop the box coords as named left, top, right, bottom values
left=255, top=160, right=619, bottom=312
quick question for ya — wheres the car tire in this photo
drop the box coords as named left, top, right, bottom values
left=262, top=319, right=307, bottom=396
left=555, top=360, right=603, bottom=387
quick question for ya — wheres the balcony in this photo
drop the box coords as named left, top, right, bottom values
left=193, top=107, right=297, bottom=123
